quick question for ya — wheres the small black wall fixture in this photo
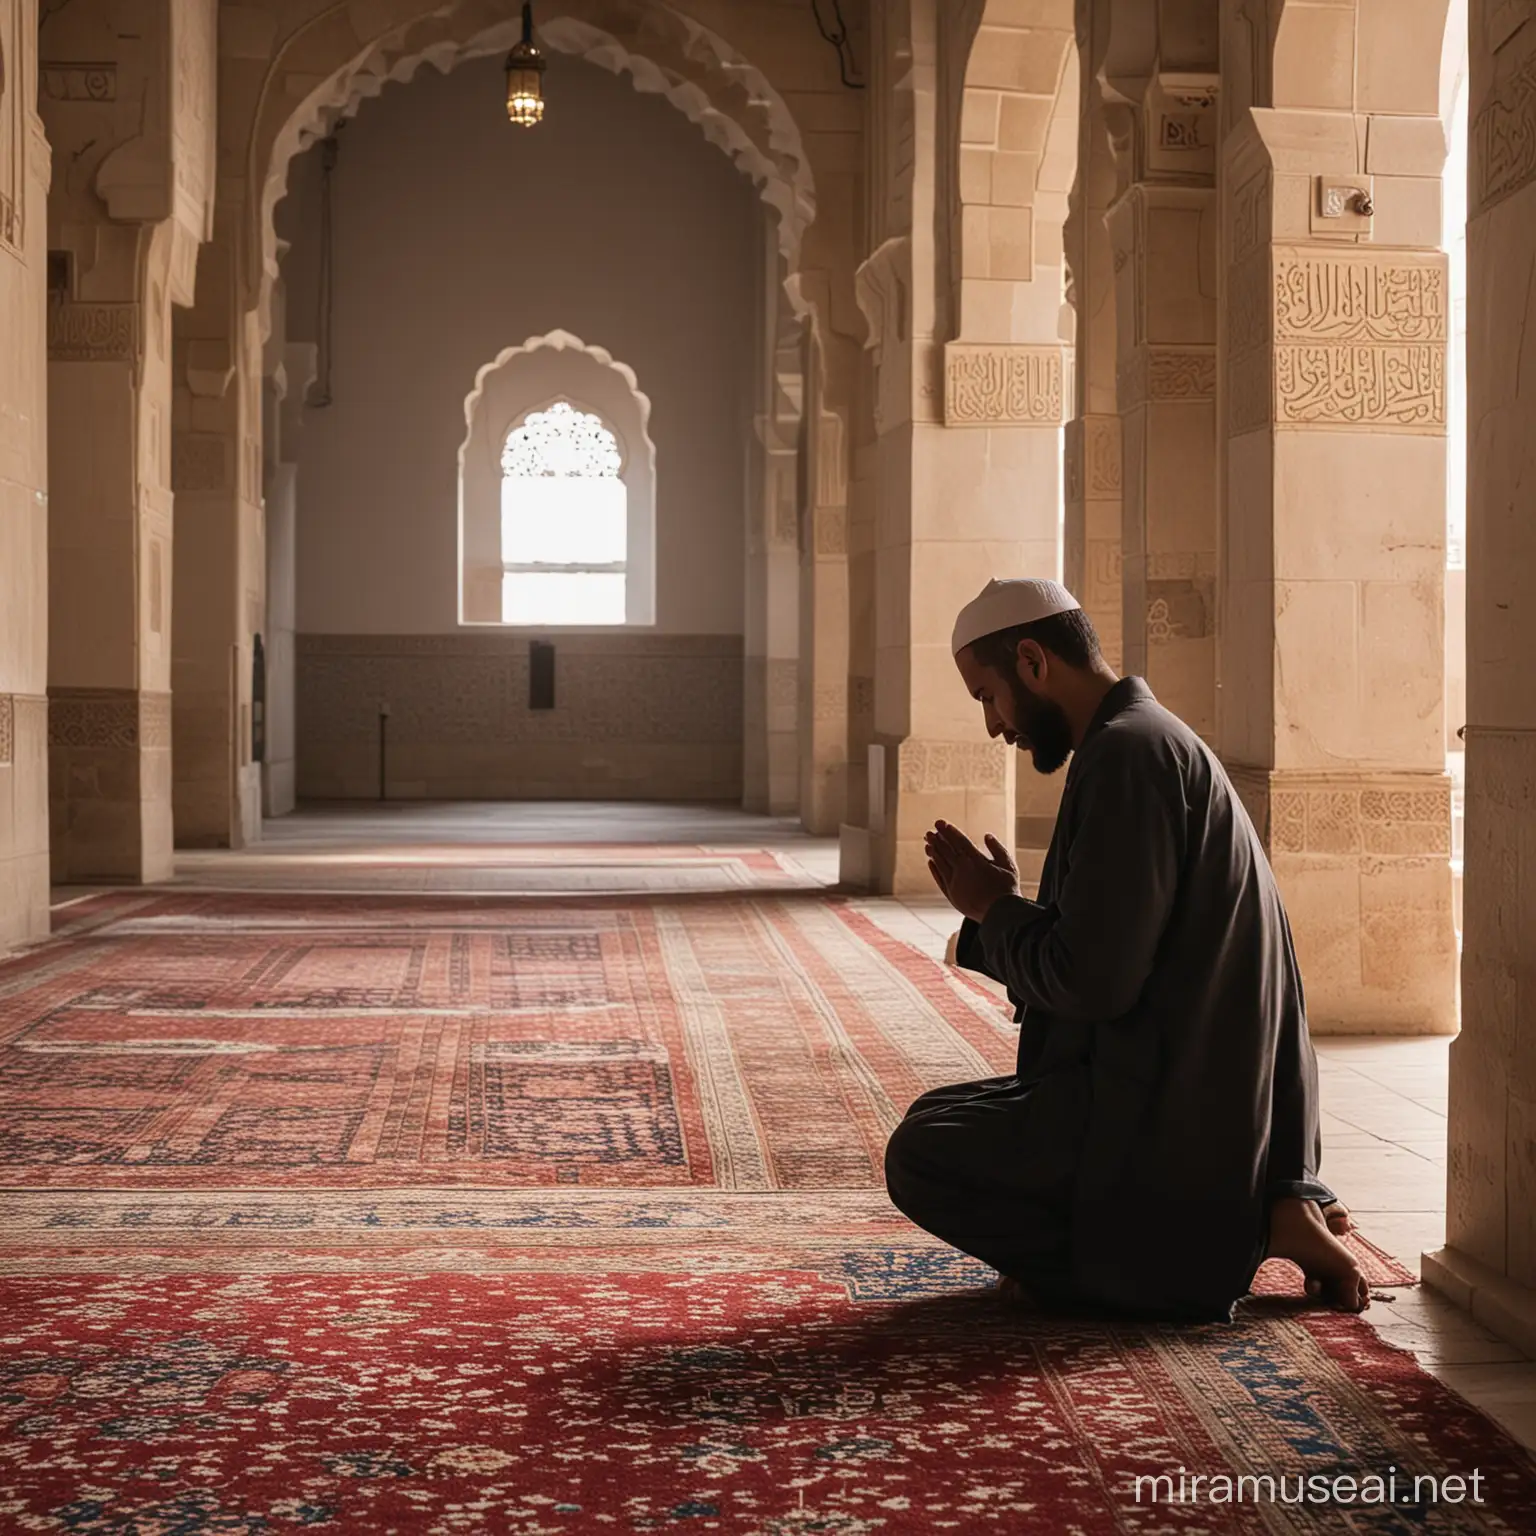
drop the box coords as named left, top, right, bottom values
left=378, top=701, right=390, bottom=800
left=529, top=642, right=556, bottom=710
left=252, top=633, right=267, bottom=765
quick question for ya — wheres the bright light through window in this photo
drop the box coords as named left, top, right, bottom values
left=501, top=402, right=627, bottom=624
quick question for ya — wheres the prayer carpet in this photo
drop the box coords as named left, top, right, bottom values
left=0, top=884, right=1529, bottom=1531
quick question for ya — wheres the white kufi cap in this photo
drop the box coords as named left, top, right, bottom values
left=950, top=578, right=1081, bottom=657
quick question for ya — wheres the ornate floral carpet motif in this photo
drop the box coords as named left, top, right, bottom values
left=1, top=881, right=1530, bottom=1531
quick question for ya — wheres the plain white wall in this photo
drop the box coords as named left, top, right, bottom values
left=277, top=52, right=757, bottom=635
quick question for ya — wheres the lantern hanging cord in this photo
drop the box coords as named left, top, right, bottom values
left=810, top=0, right=863, bottom=89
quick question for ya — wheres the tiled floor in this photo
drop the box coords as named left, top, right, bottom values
left=117, top=800, right=1536, bottom=1452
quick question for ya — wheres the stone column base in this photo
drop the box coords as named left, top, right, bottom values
left=0, top=695, right=51, bottom=950
left=48, top=688, right=174, bottom=883
left=1224, top=764, right=1458, bottom=1034
left=1423, top=1246, right=1536, bottom=1361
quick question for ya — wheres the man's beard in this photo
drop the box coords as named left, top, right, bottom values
left=1007, top=674, right=1074, bottom=775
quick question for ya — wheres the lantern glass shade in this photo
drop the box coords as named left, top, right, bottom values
left=505, top=42, right=546, bottom=126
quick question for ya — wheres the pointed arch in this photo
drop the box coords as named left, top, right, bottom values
left=458, top=330, right=657, bottom=626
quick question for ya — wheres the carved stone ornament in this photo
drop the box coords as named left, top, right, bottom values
left=1271, top=252, right=1447, bottom=430
left=944, top=344, right=1064, bottom=426
left=47, top=301, right=140, bottom=364
left=40, top=63, right=117, bottom=101
left=897, top=738, right=1007, bottom=793
left=1475, top=44, right=1536, bottom=213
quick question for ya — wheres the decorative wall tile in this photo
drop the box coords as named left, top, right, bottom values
left=944, top=343, right=1063, bottom=426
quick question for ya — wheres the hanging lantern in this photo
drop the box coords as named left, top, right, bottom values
left=504, top=3, right=546, bottom=127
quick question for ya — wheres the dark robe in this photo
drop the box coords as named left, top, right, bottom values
left=884, top=676, right=1334, bottom=1320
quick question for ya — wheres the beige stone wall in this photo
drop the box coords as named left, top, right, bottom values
left=296, top=634, right=742, bottom=802
left=276, top=56, right=755, bottom=640
left=0, top=0, right=50, bottom=948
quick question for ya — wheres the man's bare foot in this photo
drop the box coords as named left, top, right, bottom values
left=1321, top=1199, right=1353, bottom=1237
left=1267, top=1198, right=1369, bottom=1312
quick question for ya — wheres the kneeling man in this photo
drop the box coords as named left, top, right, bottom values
left=884, top=578, right=1366, bottom=1319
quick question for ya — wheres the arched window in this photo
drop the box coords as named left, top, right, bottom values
left=500, top=401, right=627, bottom=624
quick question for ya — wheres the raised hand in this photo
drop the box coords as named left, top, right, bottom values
left=924, top=820, right=1020, bottom=924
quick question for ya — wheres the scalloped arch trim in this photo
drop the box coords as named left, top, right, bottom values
left=458, top=329, right=656, bottom=475
left=252, top=1, right=814, bottom=332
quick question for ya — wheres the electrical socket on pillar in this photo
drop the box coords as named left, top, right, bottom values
left=1312, top=176, right=1375, bottom=237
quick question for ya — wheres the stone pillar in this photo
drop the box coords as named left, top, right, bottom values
left=1423, top=0, right=1536, bottom=1355
left=799, top=321, right=851, bottom=836
left=1064, top=3, right=1124, bottom=673
left=842, top=0, right=1082, bottom=892
left=260, top=289, right=315, bottom=820
left=39, top=0, right=215, bottom=882
left=744, top=230, right=803, bottom=817
left=1215, top=3, right=1457, bottom=1033
left=937, top=0, right=1079, bottom=886
left=0, top=0, right=52, bottom=949
left=45, top=223, right=176, bottom=883
left=1104, top=39, right=1220, bottom=737
left=171, top=215, right=264, bottom=849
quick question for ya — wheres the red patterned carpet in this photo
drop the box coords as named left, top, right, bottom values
left=1, top=874, right=1531, bottom=1531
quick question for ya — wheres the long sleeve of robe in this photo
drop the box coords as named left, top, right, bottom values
left=953, top=677, right=1334, bottom=1320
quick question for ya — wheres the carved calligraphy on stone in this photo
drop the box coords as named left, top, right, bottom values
left=1087, top=415, right=1121, bottom=494
left=1270, top=251, right=1447, bottom=430
left=944, top=344, right=1063, bottom=426
left=40, top=63, right=117, bottom=102
left=1159, top=114, right=1209, bottom=151
left=1273, top=253, right=1447, bottom=344
left=1229, top=172, right=1270, bottom=263
left=1063, top=429, right=1083, bottom=501
left=47, top=301, right=139, bottom=362
left=1475, top=46, right=1536, bottom=212
left=897, top=739, right=1007, bottom=793
left=1149, top=349, right=1217, bottom=399
left=1275, top=345, right=1445, bottom=429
